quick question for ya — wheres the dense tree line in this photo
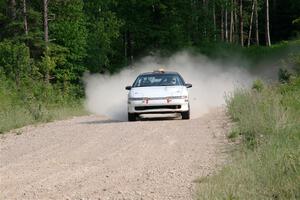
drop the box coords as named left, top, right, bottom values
left=0, top=0, right=299, bottom=93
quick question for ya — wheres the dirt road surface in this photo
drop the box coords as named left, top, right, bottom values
left=0, top=108, right=230, bottom=200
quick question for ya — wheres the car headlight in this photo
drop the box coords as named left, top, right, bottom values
left=170, top=96, right=188, bottom=99
left=128, top=97, right=144, bottom=101
left=170, top=96, right=189, bottom=102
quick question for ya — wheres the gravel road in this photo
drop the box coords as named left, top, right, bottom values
left=0, top=108, right=230, bottom=200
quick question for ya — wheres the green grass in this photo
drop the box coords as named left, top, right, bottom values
left=0, top=103, right=86, bottom=133
left=0, top=78, right=87, bottom=133
left=197, top=77, right=300, bottom=199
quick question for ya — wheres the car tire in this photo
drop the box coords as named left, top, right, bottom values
left=181, top=110, right=190, bottom=120
left=128, top=113, right=137, bottom=121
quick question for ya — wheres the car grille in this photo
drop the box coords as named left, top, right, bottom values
left=135, top=105, right=181, bottom=111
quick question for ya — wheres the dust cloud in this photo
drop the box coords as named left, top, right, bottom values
left=84, top=52, right=255, bottom=120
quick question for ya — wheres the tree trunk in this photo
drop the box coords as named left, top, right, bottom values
left=43, top=0, right=49, bottom=44
left=213, top=3, right=217, bottom=41
left=239, top=0, right=244, bottom=46
left=23, top=0, right=28, bottom=36
left=43, top=0, right=49, bottom=83
left=247, top=0, right=255, bottom=47
left=202, top=0, right=207, bottom=39
left=230, top=0, right=234, bottom=43
left=234, top=0, right=238, bottom=43
left=225, top=7, right=228, bottom=42
left=124, top=32, right=128, bottom=66
left=221, top=8, right=224, bottom=41
left=265, top=0, right=271, bottom=46
left=9, top=0, right=16, bottom=19
left=8, top=0, right=16, bottom=37
left=255, top=0, right=259, bottom=45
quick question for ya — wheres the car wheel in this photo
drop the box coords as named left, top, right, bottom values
left=128, top=113, right=137, bottom=121
left=181, top=110, right=190, bottom=120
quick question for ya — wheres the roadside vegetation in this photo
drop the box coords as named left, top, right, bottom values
left=0, top=75, right=86, bottom=133
left=197, top=53, right=300, bottom=199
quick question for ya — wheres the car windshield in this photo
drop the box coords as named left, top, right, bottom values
left=132, top=73, right=184, bottom=87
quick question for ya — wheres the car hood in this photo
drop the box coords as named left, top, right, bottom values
left=129, top=86, right=188, bottom=98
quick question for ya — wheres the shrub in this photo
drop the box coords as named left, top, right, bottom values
left=251, top=79, right=264, bottom=92
left=0, top=40, right=31, bottom=85
left=0, top=76, right=86, bottom=133
left=278, top=68, right=292, bottom=83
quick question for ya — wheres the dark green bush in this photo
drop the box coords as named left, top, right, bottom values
left=0, top=40, right=32, bottom=85
left=278, top=68, right=292, bottom=83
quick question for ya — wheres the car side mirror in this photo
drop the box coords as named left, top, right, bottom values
left=185, top=83, right=192, bottom=88
left=125, top=86, right=132, bottom=90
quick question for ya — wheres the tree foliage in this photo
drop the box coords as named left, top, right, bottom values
left=0, top=40, right=31, bottom=86
left=0, top=0, right=299, bottom=94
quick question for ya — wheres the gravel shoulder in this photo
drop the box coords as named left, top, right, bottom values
left=0, top=108, right=231, bottom=200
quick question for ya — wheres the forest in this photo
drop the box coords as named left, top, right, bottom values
left=1, top=0, right=300, bottom=82
left=0, top=0, right=300, bottom=132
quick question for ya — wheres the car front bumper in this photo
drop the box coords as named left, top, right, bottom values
left=128, top=98, right=189, bottom=114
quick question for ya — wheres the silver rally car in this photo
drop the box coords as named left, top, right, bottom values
left=125, top=69, right=192, bottom=121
